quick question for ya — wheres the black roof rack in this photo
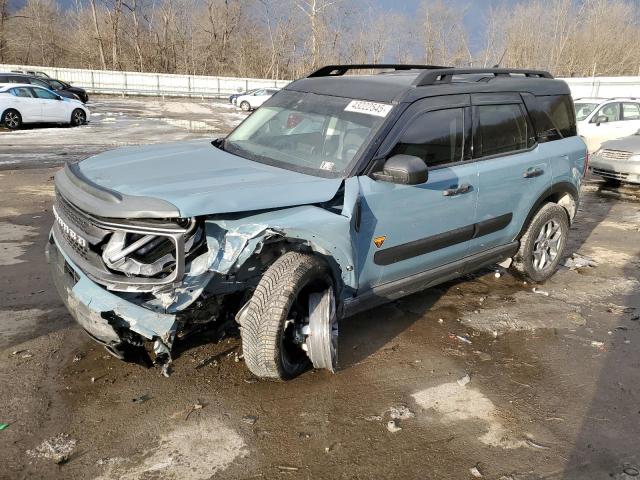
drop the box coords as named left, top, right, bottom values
left=413, top=68, right=553, bottom=86
left=307, top=64, right=450, bottom=78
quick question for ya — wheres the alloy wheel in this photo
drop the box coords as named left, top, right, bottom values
left=532, top=219, right=562, bottom=270
left=5, top=112, right=19, bottom=128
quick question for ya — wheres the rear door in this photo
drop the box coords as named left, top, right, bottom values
left=468, top=94, right=552, bottom=254
left=356, top=95, right=479, bottom=290
left=10, top=86, right=42, bottom=122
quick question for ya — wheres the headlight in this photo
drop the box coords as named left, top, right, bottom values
left=102, top=219, right=203, bottom=278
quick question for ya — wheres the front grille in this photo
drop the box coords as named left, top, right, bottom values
left=600, top=149, right=633, bottom=161
left=52, top=190, right=190, bottom=291
left=591, top=167, right=629, bottom=180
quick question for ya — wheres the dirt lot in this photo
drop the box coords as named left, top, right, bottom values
left=1, top=97, right=639, bottom=480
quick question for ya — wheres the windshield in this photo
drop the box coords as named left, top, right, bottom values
left=575, top=102, right=599, bottom=121
left=224, top=90, right=391, bottom=177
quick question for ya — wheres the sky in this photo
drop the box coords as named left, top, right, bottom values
left=378, top=0, right=515, bottom=54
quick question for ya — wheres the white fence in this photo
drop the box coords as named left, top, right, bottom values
left=0, top=63, right=290, bottom=98
left=561, top=76, right=640, bottom=99
left=2, top=63, right=640, bottom=100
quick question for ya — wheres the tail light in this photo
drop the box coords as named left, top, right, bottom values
left=583, top=149, right=590, bottom=177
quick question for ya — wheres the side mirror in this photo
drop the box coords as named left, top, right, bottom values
left=56, top=95, right=63, bottom=100
left=595, top=115, right=608, bottom=126
left=371, top=154, right=428, bottom=185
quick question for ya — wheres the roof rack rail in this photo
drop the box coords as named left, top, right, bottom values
left=307, top=64, right=450, bottom=78
left=413, top=68, right=554, bottom=86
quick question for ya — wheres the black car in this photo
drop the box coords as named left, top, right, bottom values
left=0, top=73, right=89, bottom=103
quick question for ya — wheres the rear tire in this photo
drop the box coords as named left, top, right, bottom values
left=240, top=101, right=251, bottom=112
left=2, top=109, right=22, bottom=130
left=511, top=203, right=569, bottom=283
left=240, top=252, right=333, bottom=381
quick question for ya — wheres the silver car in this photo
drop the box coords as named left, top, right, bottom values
left=590, top=130, right=640, bottom=185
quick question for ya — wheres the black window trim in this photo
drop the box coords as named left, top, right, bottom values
left=472, top=101, right=537, bottom=161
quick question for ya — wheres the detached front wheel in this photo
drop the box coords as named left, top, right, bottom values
left=512, top=203, right=569, bottom=283
left=240, top=252, right=337, bottom=380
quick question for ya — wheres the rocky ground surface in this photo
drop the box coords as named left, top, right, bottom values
left=0, top=97, right=639, bottom=479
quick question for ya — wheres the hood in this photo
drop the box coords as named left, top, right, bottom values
left=75, top=140, right=343, bottom=217
left=63, top=96, right=84, bottom=106
left=599, top=134, right=640, bottom=153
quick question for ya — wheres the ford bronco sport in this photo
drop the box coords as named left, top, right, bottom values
left=47, top=65, right=587, bottom=379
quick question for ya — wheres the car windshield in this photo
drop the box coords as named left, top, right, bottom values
left=223, top=90, right=391, bottom=177
left=575, top=102, right=599, bottom=121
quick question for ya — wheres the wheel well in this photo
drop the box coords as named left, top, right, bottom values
left=239, top=238, right=345, bottom=297
left=518, top=185, right=578, bottom=239
left=2, top=108, right=18, bottom=118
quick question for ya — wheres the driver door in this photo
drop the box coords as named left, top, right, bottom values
left=31, top=87, right=65, bottom=121
left=356, top=97, right=478, bottom=290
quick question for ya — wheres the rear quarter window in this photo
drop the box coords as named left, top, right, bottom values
left=523, top=94, right=577, bottom=140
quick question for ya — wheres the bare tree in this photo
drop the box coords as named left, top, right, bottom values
left=90, top=0, right=107, bottom=69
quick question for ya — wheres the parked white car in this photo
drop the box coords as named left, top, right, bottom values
left=236, top=88, right=279, bottom=111
left=0, top=83, right=90, bottom=130
left=575, top=97, right=640, bottom=152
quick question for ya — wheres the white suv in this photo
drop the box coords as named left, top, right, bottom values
left=575, top=97, right=640, bottom=152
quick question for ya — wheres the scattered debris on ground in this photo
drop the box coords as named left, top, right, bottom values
left=386, top=419, right=402, bottom=433
left=242, top=415, right=258, bottom=425
left=27, top=433, right=77, bottom=464
left=564, top=253, right=598, bottom=270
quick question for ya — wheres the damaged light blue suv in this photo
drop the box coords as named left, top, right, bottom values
left=47, top=65, right=587, bottom=379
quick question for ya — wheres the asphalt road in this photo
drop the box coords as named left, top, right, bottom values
left=0, top=98, right=639, bottom=480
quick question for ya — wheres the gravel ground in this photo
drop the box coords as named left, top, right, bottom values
left=0, top=97, right=639, bottom=480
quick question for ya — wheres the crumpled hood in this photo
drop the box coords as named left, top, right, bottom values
left=76, top=140, right=343, bottom=217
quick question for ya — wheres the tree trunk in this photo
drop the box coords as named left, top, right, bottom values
left=90, top=0, right=107, bottom=69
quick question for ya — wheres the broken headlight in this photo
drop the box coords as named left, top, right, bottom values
left=102, top=218, right=203, bottom=278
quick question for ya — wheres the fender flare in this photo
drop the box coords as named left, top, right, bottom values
left=518, top=181, right=579, bottom=238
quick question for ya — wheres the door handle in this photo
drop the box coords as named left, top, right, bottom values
left=523, top=167, right=544, bottom=178
left=442, top=183, right=472, bottom=196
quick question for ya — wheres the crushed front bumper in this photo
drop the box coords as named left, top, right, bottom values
left=46, top=230, right=177, bottom=353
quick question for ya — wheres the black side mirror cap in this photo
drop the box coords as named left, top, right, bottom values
left=594, top=115, right=608, bottom=125
left=371, top=154, right=428, bottom=185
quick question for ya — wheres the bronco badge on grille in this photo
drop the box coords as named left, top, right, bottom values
left=53, top=206, right=87, bottom=249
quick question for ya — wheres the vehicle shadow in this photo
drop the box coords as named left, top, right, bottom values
left=561, top=182, right=640, bottom=479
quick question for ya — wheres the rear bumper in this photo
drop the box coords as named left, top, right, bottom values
left=46, top=230, right=177, bottom=349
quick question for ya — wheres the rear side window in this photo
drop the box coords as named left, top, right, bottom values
left=476, top=104, right=529, bottom=157
left=12, top=87, right=35, bottom=98
left=536, top=95, right=577, bottom=138
left=391, top=108, right=464, bottom=167
left=622, top=103, right=640, bottom=120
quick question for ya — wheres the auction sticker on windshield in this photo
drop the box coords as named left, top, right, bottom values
left=345, top=100, right=393, bottom=117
